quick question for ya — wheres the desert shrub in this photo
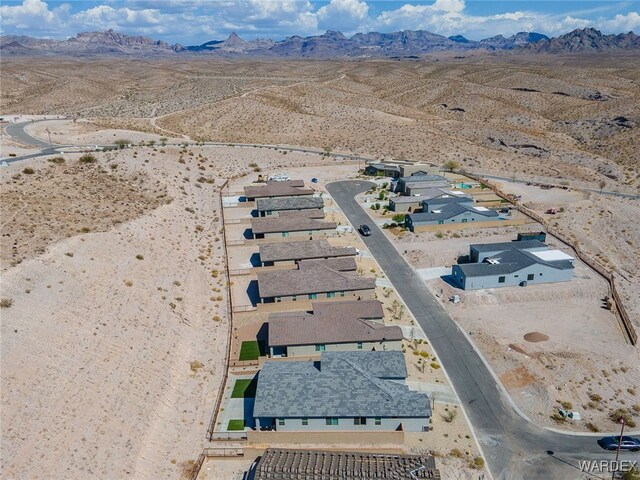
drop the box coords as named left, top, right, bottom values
left=450, top=448, right=463, bottom=458
left=609, top=408, right=637, bottom=428
left=22, top=167, right=35, bottom=174
left=589, top=393, right=602, bottom=402
left=47, top=157, right=65, bottom=164
left=430, top=362, right=441, bottom=369
left=435, top=231, right=444, bottom=239
left=560, top=401, right=573, bottom=410
left=442, top=409, right=457, bottom=423
left=135, top=254, right=144, bottom=260
left=550, top=412, right=566, bottom=423
left=79, top=154, right=97, bottom=164
left=586, top=422, right=600, bottom=432
left=0, top=298, right=13, bottom=308
left=471, top=457, right=485, bottom=470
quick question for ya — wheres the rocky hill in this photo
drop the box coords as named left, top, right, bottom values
left=1, top=27, right=638, bottom=58
left=524, top=28, right=640, bottom=53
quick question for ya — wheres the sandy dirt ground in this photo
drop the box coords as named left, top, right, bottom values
left=0, top=141, right=353, bottom=480
left=2, top=54, right=638, bottom=478
left=379, top=200, right=640, bottom=433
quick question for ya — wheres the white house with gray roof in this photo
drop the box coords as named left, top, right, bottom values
left=452, top=240, right=575, bottom=290
left=253, top=351, right=431, bottom=432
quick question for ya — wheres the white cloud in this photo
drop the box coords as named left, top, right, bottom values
left=432, top=0, right=464, bottom=14
left=0, top=0, right=57, bottom=30
left=316, top=0, right=369, bottom=33
left=600, top=12, right=640, bottom=32
left=0, top=0, right=637, bottom=45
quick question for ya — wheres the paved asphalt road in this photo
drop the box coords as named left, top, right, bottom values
left=3, top=119, right=640, bottom=202
left=327, top=180, right=639, bottom=480
left=4, top=118, right=640, bottom=477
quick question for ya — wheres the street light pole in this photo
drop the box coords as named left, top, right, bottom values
left=45, top=128, right=53, bottom=152
left=612, top=417, right=625, bottom=480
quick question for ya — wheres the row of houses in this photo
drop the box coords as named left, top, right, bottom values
left=237, top=179, right=432, bottom=433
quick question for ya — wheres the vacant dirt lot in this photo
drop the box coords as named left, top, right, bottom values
left=0, top=143, right=348, bottom=480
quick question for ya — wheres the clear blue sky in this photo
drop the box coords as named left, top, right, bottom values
left=1, top=0, right=638, bottom=44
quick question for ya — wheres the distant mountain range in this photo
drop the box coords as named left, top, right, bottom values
left=1, top=27, right=638, bottom=58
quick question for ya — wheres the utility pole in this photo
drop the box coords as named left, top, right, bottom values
left=611, top=417, right=625, bottom=480
left=45, top=128, right=53, bottom=152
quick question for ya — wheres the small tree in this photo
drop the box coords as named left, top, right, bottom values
left=443, top=160, right=459, bottom=173
left=114, top=139, right=131, bottom=149
left=160, top=137, right=168, bottom=146
left=392, top=213, right=406, bottom=224
left=147, top=140, right=156, bottom=147
left=599, top=179, right=606, bottom=192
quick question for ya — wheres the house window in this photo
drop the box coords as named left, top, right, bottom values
left=278, top=418, right=285, bottom=426
left=275, top=297, right=281, bottom=303
left=302, top=418, right=308, bottom=426
left=327, top=292, right=336, bottom=298
left=461, top=219, right=468, bottom=223
left=326, top=417, right=338, bottom=426
left=498, top=276, right=506, bottom=284
left=374, top=418, right=382, bottom=426
left=354, top=417, right=367, bottom=425
left=339, top=291, right=345, bottom=297
left=308, top=293, right=317, bottom=300
left=437, top=220, right=444, bottom=225
left=315, top=344, right=326, bottom=352
left=292, top=295, right=297, bottom=302
left=282, top=231, right=289, bottom=237
left=357, top=342, right=363, bottom=350
left=527, top=274, right=535, bottom=281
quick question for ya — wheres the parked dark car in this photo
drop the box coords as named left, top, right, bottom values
left=359, top=224, right=372, bottom=236
left=597, top=436, right=640, bottom=451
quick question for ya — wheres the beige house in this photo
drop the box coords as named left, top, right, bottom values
left=250, top=217, right=337, bottom=239
left=256, top=196, right=324, bottom=217
left=258, top=239, right=356, bottom=266
left=268, top=300, right=402, bottom=357
left=244, top=180, right=314, bottom=201
left=256, top=259, right=375, bottom=303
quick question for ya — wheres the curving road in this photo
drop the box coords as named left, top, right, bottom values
left=4, top=119, right=639, bottom=202
left=3, top=118, right=639, bottom=477
left=326, top=180, right=639, bottom=480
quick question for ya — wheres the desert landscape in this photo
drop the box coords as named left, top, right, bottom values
left=2, top=50, right=639, bottom=479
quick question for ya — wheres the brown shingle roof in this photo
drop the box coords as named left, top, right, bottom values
left=298, top=257, right=356, bottom=271
left=260, top=239, right=356, bottom=263
left=244, top=180, right=313, bottom=199
left=251, top=217, right=337, bottom=235
left=269, top=302, right=401, bottom=347
left=313, top=299, right=383, bottom=320
left=257, top=260, right=375, bottom=298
